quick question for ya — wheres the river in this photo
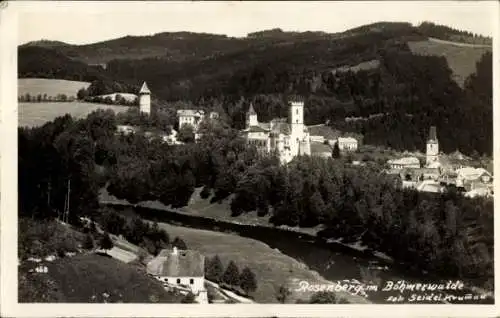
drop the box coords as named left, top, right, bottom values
left=104, top=202, right=493, bottom=304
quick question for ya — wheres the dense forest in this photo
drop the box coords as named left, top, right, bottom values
left=18, top=21, right=492, bottom=156
left=19, top=108, right=494, bottom=290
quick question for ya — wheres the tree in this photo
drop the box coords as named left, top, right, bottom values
left=181, top=292, right=196, bottom=303
left=99, top=232, right=114, bottom=253
left=178, top=124, right=195, bottom=143
left=172, top=237, right=188, bottom=250
left=332, top=142, right=340, bottom=158
left=239, top=266, right=257, bottom=294
left=222, top=260, right=240, bottom=287
left=309, top=291, right=337, bottom=304
left=205, top=255, right=224, bottom=283
left=276, top=285, right=291, bottom=303
left=82, top=233, right=95, bottom=250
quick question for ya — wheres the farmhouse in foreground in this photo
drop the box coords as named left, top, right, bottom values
left=146, top=247, right=207, bottom=303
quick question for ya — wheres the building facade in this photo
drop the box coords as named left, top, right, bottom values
left=337, top=137, right=358, bottom=152
left=243, top=100, right=311, bottom=164
left=177, top=110, right=206, bottom=131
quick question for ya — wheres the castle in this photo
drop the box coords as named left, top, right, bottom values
left=243, top=100, right=311, bottom=164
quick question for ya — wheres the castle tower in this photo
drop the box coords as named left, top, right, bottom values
left=289, top=99, right=304, bottom=137
left=426, top=126, right=439, bottom=166
left=139, top=81, right=151, bottom=115
left=246, top=103, right=258, bottom=128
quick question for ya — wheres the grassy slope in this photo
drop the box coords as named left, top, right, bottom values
left=18, top=102, right=131, bottom=128
left=156, top=222, right=368, bottom=304
left=407, top=39, right=491, bottom=87
left=18, top=253, right=184, bottom=303
left=18, top=78, right=91, bottom=98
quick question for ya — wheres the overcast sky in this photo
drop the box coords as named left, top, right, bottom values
left=15, top=1, right=497, bottom=45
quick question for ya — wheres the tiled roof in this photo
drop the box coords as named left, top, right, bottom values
left=307, top=124, right=340, bottom=140
left=147, top=249, right=204, bottom=277
left=388, top=157, right=420, bottom=166
left=338, top=137, right=358, bottom=143
left=177, top=109, right=205, bottom=117
left=311, top=142, right=332, bottom=154
left=246, top=125, right=269, bottom=133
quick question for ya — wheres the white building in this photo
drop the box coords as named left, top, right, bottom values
left=177, top=110, right=206, bottom=131
left=337, top=137, right=358, bottom=152
left=147, top=247, right=206, bottom=299
left=138, top=82, right=151, bottom=115
left=387, top=157, right=421, bottom=170
left=243, top=100, right=311, bottom=164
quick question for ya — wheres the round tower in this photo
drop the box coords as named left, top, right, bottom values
left=426, top=126, right=439, bottom=166
left=246, top=103, right=258, bottom=128
left=138, top=81, right=151, bottom=115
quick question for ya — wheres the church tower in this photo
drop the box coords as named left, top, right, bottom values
left=289, top=99, right=304, bottom=137
left=139, top=81, right=151, bottom=115
left=246, top=103, right=258, bottom=128
left=426, top=126, right=439, bottom=166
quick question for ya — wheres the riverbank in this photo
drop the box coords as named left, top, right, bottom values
left=153, top=221, right=370, bottom=304
left=100, top=188, right=393, bottom=263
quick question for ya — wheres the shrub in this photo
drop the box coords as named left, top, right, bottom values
left=309, top=291, right=337, bottom=304
left=99, top=233, right=114, bottom=252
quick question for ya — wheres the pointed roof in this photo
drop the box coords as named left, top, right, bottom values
left=139, top=81, right=151, bottom=94
left=428, top=126, right=437, bottom=142
left=247, top=103, right=257, bottom=115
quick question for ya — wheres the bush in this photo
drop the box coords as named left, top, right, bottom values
left=82, top=234, right=95, bottom=250
left=172, top=237, right=188, bottom=250
left=309, top=291, right=337, bottom=304
left=200, top=186, right=211, bottom=199
left=99, top=233, right=114, bottom=252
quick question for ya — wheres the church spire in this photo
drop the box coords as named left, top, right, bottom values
left=428, top=126, right=438, bottom=143
left=247, top=103, right=257, bottom=115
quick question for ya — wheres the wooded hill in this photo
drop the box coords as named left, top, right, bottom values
left=19, top=21, right=493, bottom=156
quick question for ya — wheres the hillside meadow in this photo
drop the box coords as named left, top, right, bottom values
left=19, top=102, right=131, bottom=128
left=407, top=38, right=491, bottom=87
left=18, top=78, right=91, bottom=99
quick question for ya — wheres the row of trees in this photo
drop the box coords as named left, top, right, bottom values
left=18, top=93, right=75, bottom=103
left=205, top=255, right=257, bottom=295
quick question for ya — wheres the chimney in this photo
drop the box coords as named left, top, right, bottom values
left=172, top=246, right=178, bottom=255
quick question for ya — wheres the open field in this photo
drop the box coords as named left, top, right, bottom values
left=407, top=39, right=491, bottom=87
left=18, top=78, right=90, bottom=98
left=18, top=253, right=184, bottom=303
left=156, top=221, right=368, bottom=304
left=19, top=102, right=131, bottom=128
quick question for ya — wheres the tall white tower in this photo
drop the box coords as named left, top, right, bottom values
left=246, top=103, right=258, bottom=128
left=426, top=126, right=439, bottom=166
left=139, top=81, right=151, bottom=115
left=289, top=100, right=304, bottom=137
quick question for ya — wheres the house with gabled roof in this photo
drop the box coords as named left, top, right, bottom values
left=147, top=247, right=206, bottom=299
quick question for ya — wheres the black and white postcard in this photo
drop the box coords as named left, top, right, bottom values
left=1, top=1, right=498, bottom=317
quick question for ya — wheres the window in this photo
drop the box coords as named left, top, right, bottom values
left=176, top=278, right=181, bottom=284
left=190, top=279, right=194, bottom=285
left=296, top=109, right=298, bottom=115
